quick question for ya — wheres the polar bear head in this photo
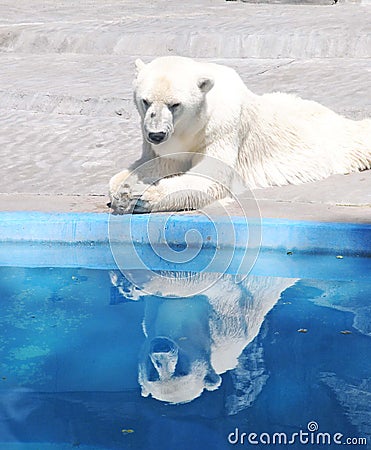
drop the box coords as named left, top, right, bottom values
left=138, top=294, right=222, bottom=404
left=139, top=335, right=222, bottom=404
left=133, top=56, right=214, bottom=147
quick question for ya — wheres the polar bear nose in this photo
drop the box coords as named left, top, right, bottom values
left=148, top=131, right=167, bottom=144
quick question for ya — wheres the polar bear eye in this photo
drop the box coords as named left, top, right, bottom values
left=142, top=99, right=150, bottom=109
left=169, top=103, right=181, bottom=112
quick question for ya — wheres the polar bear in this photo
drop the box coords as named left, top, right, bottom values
left=109, top=56, right=371, bottom=213
left=110, top=270, right=297, bottom=404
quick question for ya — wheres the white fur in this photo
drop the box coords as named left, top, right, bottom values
left=109, top=56, right=371, bottom=213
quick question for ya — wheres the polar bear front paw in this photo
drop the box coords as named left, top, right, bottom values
left=134, top=184, right=167, bottom=213
left=109, top=169, right=131, bottom=197
left=109, top=170, right=140, bottom=214
left=109, top=170, right=157, bottom=214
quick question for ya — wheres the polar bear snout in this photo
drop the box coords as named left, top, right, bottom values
left=149, top=337, right=179, bottom=381
left=148, top=131, right=167, bottom=144
left=143, top=102, right=174, bottom=145
left=144, top=126, right=173, bottom=145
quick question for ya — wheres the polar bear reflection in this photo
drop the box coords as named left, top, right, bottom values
left=110, top=271, right=296, bottom=404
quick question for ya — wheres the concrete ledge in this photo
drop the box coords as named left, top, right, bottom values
left=0, top=194, right=108, bottom=213
left=1, top=168, right=370, bottom=225
left=0, top=211, right=370, bottom=282
left=0, top=211, right=370, bottom=255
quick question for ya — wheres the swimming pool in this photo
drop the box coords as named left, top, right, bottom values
left=0, top=213, right=370, bottom=449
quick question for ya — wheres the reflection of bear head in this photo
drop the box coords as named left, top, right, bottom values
left=138, top=295, right=222, bottom=404
left=110, top=271, right=297, bottom=404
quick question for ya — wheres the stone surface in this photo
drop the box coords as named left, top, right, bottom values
left=0, top=2, right=370, bottom=58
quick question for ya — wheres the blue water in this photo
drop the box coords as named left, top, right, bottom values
left=0, top=264, right=370, bottom=450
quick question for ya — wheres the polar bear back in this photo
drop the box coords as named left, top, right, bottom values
left=237, top=90, right=371, bottom=187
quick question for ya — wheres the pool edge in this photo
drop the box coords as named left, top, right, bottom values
left=0, top=211, right=370, bottom=256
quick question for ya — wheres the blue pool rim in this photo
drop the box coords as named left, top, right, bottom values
left=0, top=211, right=370, bottom=255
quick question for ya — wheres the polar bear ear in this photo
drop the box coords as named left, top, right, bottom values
left=204, top=369, right=222, bottom=391
left=140, top=384, right=150, bottom=397
left=135, top=58, right=146, bottom=74
left=197, top=77, right=214, bottom=94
